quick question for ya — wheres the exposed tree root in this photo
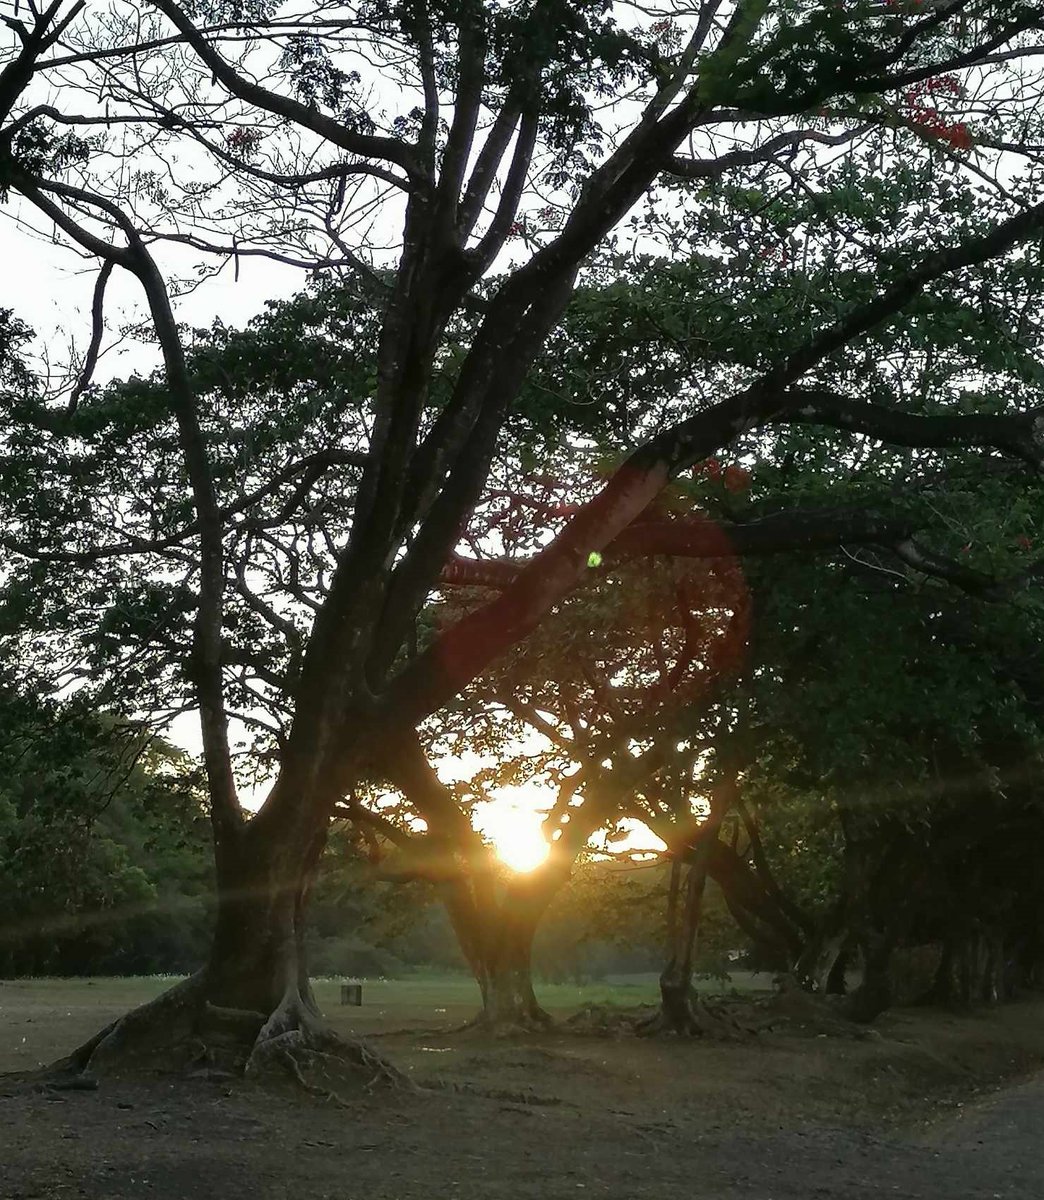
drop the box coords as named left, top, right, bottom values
left=635, top=999, right=752, bottom=1040
left=2, top=974, right=409, bottom=1103
left=452, top=1007, right=555, bottom=1037
left=741, top=976, right=881, bottom=1038
left=45, top=972, right=208, bottom=1081
left=245, top=996, right=412, bottom=1100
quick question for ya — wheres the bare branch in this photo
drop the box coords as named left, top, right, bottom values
left=149, top=0, right=420, bottom=175
left=67, top=257, right=112, bottom=413
left=667, top=124, right=875, bottom=181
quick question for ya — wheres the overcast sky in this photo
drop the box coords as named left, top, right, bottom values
left=2, top=191, right=310, bottom=388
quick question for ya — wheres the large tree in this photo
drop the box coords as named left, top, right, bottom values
left=4, top=0, right=1044, bottom=1080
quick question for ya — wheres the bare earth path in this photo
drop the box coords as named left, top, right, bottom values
left=6, top=982, right=1044, bottom=1199
left=2, top=1069, right=1043, bottom=1200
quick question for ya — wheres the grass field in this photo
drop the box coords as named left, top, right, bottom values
left=0, top=969, right=778, bottom=1072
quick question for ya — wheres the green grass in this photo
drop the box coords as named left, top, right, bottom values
left=0, top=969, right=775, bottom=1072
left=1, top=972, right=660, bottom=1018
left=314, top=973, right=663, bottom=1014
left=0, top=969, right=773, bottom=1032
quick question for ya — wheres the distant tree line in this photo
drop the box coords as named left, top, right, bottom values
left=0, top=680, right=212, bottom=976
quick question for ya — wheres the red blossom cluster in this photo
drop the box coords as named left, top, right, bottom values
left=692, top=459, right=751, bottom=493
left=225, top=126, right=263, bottom=158
left=757, top=243, right=790, bottom=265
left=902, top=75, right=973, bottom=151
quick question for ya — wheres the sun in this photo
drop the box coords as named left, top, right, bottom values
left=474, top=793, right=551, bottom=873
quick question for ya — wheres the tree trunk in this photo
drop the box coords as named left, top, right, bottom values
left=980, top=930, right=1005, bottom=1003
left=474, top=908, right=551, bottom=1028
left=205, top=826, right=321, bottom=1015
left=440, top=865, right=557, bottom=1031
left=919, top=934, right=996, bottom=1009
left=825, top=944, right=851, bottom=996
left=919, top=938, right=957, bottom=1006
left=652, top=840, right=715, bottom=1035
left=706, top=839, right=806, bottom=970
left=843, top=934, right=895, bottom=1023
left=40, top=810, right=404, bottom=1091
left=794, top=912, right=849, bottom=994
left=648, top=777, right=739, bottom=1036
left=927, top=927, right=1006, bottom=1007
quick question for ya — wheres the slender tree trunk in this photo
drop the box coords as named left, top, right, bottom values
left=706, top=839, right=806, bottom=971
left=649, top=775, right=739, bottom=1035
left=843, top=933, right=895, bottom=1023
left=655, top=837, right=715, bottom=1034
left=981, top=932, right=1005, bottom=1003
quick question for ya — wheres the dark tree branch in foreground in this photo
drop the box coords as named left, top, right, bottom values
left=387, top=191, right=1044, bottom=729
left=10, top=166, right=243, bottom=845
left=777, top=387, right=1044, bottom=469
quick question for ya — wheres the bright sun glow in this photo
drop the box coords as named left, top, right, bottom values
left=473, top=784, right=669, bottom=873
left=474, top=792, right=551, bottom=873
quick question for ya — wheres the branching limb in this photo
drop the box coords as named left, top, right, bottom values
left=667, top=124, right=875, bottom=181
left=149, top=0, right=420, bottom=175
left=12, top=168, right=243, bottom=845
left=776, top=387, right=1044, bottom=469
left=66, top=257, right=112, bottom=413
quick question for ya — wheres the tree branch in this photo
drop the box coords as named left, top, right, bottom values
left=12, top=170, right=243, bottom=844
left=383, top=189, right=1044, bottom=727
left=67, top=257, right=112, bottom=413
left=776, top=387, right=1044, bottom=469
left=667, top=124, right=874, bottom=181
left=149, top=0, right=420, bottom=175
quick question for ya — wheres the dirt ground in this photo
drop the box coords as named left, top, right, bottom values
left=4, top=977, right=1044, bottom=1198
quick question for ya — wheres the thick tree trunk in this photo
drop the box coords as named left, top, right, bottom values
left=922, top=928, right=1008, bottom=1008
left=825, top=944, right=851, bottom=996
left=475, top=912, right=551, bottom=1029
left=794, top=916, right=849, bottom=995
left=37, top=812, right=403, bottom=1092
left=204, top=830, right=321, bottom=1017
left=440, top=866, right=557, bottom=1031
left=923, top=938, right=958, bottom=1005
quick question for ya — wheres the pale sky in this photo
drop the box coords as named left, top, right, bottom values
left=3, top=193, right=306, bottom=387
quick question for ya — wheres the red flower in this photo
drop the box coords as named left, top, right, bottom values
left=723, top=465, right=751, bottom=493
left=944, top=122, right=973, bottom=151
